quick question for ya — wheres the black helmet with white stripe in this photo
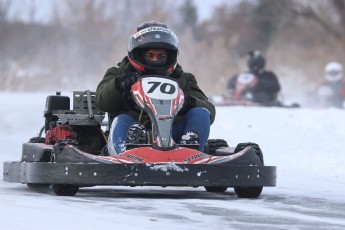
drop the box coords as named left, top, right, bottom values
left=247, top=50, right=266, bottom=74
left=128, top=21, right=179, bottom=75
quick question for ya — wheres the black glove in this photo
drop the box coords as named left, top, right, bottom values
left=179, top=95, right=195, bottom=115
left=116, top=72, right=140, bottom=93
left=183, top=95, right=193, bottom=109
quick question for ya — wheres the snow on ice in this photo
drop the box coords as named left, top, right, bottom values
left=1, top=92, right=345, bottom=230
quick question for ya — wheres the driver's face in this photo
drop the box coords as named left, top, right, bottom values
left=249, top=65, right=259, bottom=73
left=144, top=49, right=167, bottom=62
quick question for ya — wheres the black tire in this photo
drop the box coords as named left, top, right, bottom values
left=25, top=138, right=50, bottom=188
left=234, top=142, right=264, bottom=198
left=204, top=140, right=229, bottom=193
left=50, top=139, right=79, bottom=162
left=24, top=138, right=52, bottom=162
left=204, top=139, right=228, bottom=155
left=205, top=186, right=227, bottom=193
left=234, top=142, right=264, bottom=164
left=50, top=139, right=79, bottom=196
left=28, top=137, right=45, bottom=143
left=234, top=187, right=263, bottom=198
left=52, top=184, right=79, bottom=196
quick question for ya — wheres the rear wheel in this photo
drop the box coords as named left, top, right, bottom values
left=50, top=140, right=79, bottom=196
left=205, top=186, right=227, bottom=193
left=204, top=139, right=229, bottom=193
left=234, top=142, right=264, bottom=198
left=52, top=184, right=79, bottom=196
left=26, top=137, right=50, bottom=189
left=234, top=187, right=263, bottom=198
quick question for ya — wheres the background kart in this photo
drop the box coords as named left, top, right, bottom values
left=210, top=72, right=300, bottom=108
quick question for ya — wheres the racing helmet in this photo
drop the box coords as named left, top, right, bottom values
left=324, top=62, right=343, bottom=82
left=247, top=50, right=266, bottom=73
left=128, top=21, right=179, bottom=75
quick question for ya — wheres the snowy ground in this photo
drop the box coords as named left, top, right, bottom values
left=1, top=92, right=345, bottom=230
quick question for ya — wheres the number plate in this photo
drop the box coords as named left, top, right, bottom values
left=142, top=77, right=178, bottom=100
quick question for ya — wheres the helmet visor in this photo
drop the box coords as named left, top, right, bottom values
left=325, top=70, right=343, bottom=82
left=128, top=27, right=179, bottom=53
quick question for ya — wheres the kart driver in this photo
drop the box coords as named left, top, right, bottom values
left=95, top=21, right=215, bottom=155
left=228, top=50, right=281, bottom=105
left=316, top=62, right=345, bottom=108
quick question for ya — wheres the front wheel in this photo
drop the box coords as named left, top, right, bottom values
left=204, top=186, right=227, bottom=193
left=234, top=142, right=264, bottom=164
left=51, top=184, right=79, bottom=196
left=234, top=142, right=264, bottom=198
left=50, top=140, right=79, bottom=196
left=234, top=187, right=263, bottom=198
left=25, top=137, right=50, bottom=189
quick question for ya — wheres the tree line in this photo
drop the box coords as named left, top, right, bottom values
left=0, top=0, right=344, bottom=101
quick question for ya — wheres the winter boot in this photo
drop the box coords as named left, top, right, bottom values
left=180, top=131, right=199, bottom=145
left=126, top=122, right=148, bottom=144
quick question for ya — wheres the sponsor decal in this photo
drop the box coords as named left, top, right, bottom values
left=156, top=115, right=173, bottom=121
left=122, top=154, right=144, bottom=163
left=184, top=153, right=208, bottom=163
left=133, top=27, right=178, bottom=39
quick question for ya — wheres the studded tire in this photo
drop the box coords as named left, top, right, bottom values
left=234, top=142, right=264, bottom=165
left=204, top=139, right=229, bottom=193
left=50, top=139, right=80, bottom=196
left=205, top=186, right=227, bottom=193
left=234, top=142, right=264, bottom=198
left=51, top=184, right=79, bottom=196
left=26, top=137, right=50, bottom=189
left=204, top=139, right=229, bottom=155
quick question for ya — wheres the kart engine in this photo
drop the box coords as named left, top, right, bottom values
left=45, top=125, right=74, bottom=145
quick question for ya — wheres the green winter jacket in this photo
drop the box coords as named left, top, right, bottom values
left=95, top=57, right=216, bottom=124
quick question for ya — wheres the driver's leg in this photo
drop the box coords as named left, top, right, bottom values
left=173, top=108, right=211, bottom=151
left=107, top=114, right=135, bottom=155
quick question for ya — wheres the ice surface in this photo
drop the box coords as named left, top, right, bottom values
left=1, top=92, right=345, bottom=230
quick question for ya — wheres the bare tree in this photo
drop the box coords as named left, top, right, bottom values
left=292, top=0, right=345, bottom=40
left=177, top=0, right=198, bottom=35
left=0, top=0, right=12, bottom=22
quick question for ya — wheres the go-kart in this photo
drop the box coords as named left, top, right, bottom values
left=3, top=75, right=276, bottom=198
left=210, top=72, right=300, bottom=108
